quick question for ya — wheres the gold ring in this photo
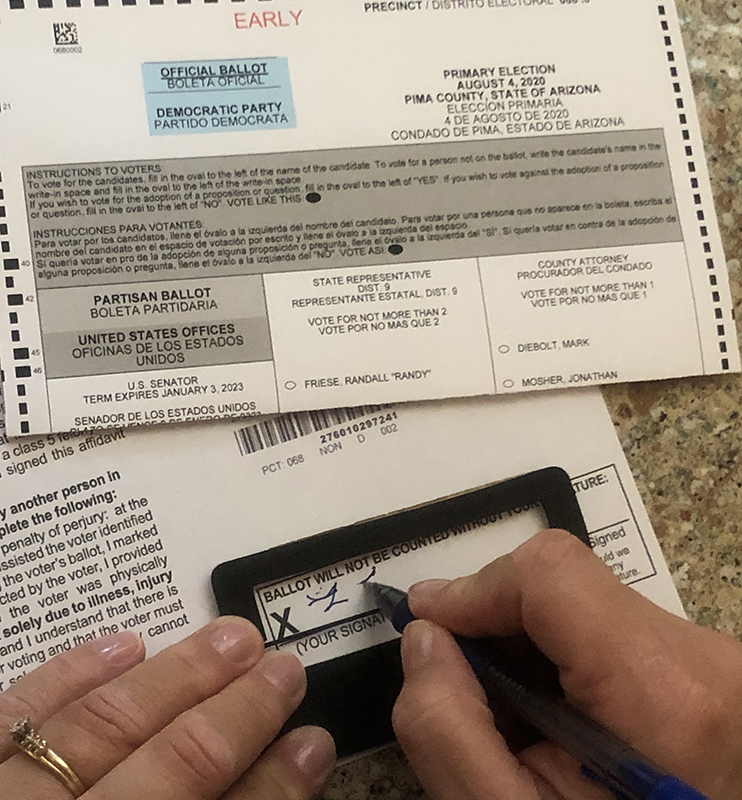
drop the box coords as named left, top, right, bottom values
left=10, top=718, right=85, bottom=797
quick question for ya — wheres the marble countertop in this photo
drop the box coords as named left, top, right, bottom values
left=605, top=0, right=742, bottom=638
left=323, top=1, right=742, bottom=795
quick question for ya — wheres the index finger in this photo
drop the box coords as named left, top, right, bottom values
left=0, top=632, right=144, bottom=763
left=407, top=529, right=742, bottom=792
left=410, top=528, right=637, bottom=655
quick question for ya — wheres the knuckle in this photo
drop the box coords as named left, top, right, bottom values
left=162, top=711, right=234, bottom=794
left=0, top=691, right=44, bottom=730
left=238, top=656, right=307, bottom=731
left=695, top=691, right=732, bottom=738
left=677, top=651, right=742, bottom=742
left=393, top=683, right=486, bottom=749
left=659, top=678, right=740, bottom=771
left=394, top=691, right=481, bottom=761
left=242, top=680, right=289, bottom=733
left=391, top=689, right=419, bottom=738
left=169, top=645, right=225, bottom=696
left=74, top=683, right=150, bottom=750
left=561, top=659, right=614, bottom=712
left=0, top=646, right=96, bottom=729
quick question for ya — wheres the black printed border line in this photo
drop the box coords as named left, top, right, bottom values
left=8, top=0, right=257, bottom=8
left=658, top=4, right=729, bottom=372
left=0, top=170, right=31, bottom=434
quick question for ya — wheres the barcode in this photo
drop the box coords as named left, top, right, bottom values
left=234, top=405, right=386, bottom=456
left=53, top=22, right=79, bottom=46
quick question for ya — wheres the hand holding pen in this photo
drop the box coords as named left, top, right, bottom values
left=388, top=529, right=742, bottom=800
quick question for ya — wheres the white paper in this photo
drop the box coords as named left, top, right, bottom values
left=0, top=374, right=682, bottom=689
left=253, top=505, right=551, bottom=666
left=0, top=0, right=737, bottom=436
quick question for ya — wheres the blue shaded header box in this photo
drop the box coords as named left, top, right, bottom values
left=142, top=57, right=296, bottom=136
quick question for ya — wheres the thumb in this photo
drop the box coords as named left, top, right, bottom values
left=393, top=620, right=546, bottom=800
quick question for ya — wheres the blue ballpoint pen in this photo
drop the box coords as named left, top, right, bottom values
left=367, top=582, right=711, bottom=800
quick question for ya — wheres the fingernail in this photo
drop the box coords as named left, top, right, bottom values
left=257, top=651, right=306, bottom=704
left=408, top=578, right=450, bottom=610
left=286, top=727, right=336, bottom=786
left=91, top=632, right=144, bottom=665
left=209, top=618, right=261, bottom=665
left=400, top=619, right=435, bottom=674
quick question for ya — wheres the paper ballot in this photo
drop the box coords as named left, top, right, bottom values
left=0, top=0, right=737, bottom=435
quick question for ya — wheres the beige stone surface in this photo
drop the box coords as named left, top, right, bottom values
left=323, top=2, right=742, bottom=794
left=606, top=0, right=742, bottom=636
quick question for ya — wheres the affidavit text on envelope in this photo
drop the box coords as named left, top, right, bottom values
left=0, top=0, right=737, bottom=435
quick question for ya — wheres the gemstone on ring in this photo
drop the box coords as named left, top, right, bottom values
left=9, top=717, right=85, bottom=798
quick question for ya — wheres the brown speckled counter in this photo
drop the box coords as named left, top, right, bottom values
left=604, top=0, right=742, bottom=639
left=322, top=1, right=742, bottom=796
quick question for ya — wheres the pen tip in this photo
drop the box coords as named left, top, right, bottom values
left=364, top=581, right=394, bottom=597
left=365, top=582, right=407, bottom=619
left=364, top=581, right=383, bottom=601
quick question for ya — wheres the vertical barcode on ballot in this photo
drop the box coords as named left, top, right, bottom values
left=234, top=405, right=385, bottom=456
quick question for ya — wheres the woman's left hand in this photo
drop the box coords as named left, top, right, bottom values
left=0, top=616, right=336, bottom=799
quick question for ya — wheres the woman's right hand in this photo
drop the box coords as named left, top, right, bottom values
left=393, top=528, right=742, bottom=800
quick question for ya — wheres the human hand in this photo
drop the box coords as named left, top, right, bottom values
left=392, top=529, right=742, bottom=800
left=0, top=616, right=335, bottom=799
